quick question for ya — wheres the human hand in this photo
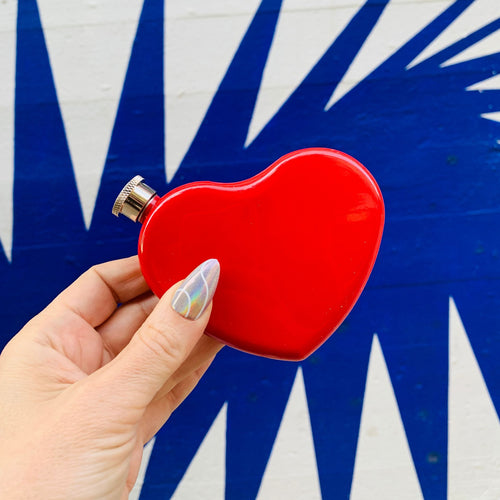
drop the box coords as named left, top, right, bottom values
left=0, top=256, right=222, bottom=500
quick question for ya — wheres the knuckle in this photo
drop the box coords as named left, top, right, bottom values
left=136, top=296, right=156, bottom=320
left=137, top=321, right=184, bottom=364
left=87, top=264, right=101, bottom=278
left=163, top=389, right=179, bottom=414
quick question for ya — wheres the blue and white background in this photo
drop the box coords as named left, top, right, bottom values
left=1, top=0, right=499, bottom=498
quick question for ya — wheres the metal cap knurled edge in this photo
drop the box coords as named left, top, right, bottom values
left=112, top=175, right=145, bottom=217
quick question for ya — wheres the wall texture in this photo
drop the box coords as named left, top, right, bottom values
left=1, top=0, right=499, bottom=498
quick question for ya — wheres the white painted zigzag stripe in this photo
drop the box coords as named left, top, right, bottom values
left=448, top=297, right=500, bottom=499
left=245, top=0, right=365, bottom=147
left=37, top=0, right=145, bottom=228
left=325, top=0, right=455, bottom=110
left=481, top=111, right=500, bottom=124
left=350, top=334, right=424, bottom=500
left=164, top=0, right=261, bottom=181
left=0, top=0, right=17, bottom=261
left=442, top=28, right=500, bottom=67
left=408, top=0, right=500, bottom=69
left=129, top=437, right=156, bottom=500
left=170, top=403, right=227, bottom=500
left=467, top=73, right=500, bottom=91
left=256, top=367, right=322, bottom=500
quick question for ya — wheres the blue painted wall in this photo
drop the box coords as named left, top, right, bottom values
left=1, top=1, right=499, bottom=498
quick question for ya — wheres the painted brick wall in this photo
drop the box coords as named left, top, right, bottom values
left=1, top=1, right=499, bottom=498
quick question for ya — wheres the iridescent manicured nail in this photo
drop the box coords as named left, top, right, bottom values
left=171, top=259, right=220, bottom=320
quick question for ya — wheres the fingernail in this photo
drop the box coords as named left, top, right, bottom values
left=171, top=259, right=220, bottom=320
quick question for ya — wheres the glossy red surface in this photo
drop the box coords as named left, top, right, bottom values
left=138, top=148, right=384, bottom=360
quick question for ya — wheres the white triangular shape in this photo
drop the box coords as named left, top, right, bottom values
left=164, top=0, right=261, bottom=181
left=408, top=0, right=499, bottom=69
left=325, top=0, right=454, bottom=110
left=171, top=402, right=227, bottom=500
left=442, top=29, right=500, bottom=67
left=448, top=298, right=500, bottom=500
left=0, top=0, right=17, bottom=261
left=467, top=73, right=500, bottom=91
left=129, top=437, right=156, bottom=500
left=350, top=335, right=423, bottom=500
left=481, top=112, right=500, bottom=124
left=256, top=367, right=322, bottom=500
left=38, top=0, right=144, bottom=227
left=245, top=0, right=365, bottom=147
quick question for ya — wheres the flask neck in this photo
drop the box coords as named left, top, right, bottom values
left=112, top=176, right=158, bottom=223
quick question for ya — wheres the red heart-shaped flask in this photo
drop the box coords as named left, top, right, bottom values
left=114, top=148, right=384, bottom=360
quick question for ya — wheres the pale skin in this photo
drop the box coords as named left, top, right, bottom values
left=0, top=256, right=223, bottom=499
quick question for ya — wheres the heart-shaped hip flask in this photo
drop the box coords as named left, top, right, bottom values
left=112, top=148, right=384, bottom=361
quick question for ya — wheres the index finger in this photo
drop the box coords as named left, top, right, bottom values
left=50, top=256, right=150, bottom=327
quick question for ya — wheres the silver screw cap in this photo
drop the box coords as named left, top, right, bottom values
left=112, top=175, right=157, bottom=222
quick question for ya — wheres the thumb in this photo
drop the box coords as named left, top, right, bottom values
left=100, top=258, right=220, bottom=409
